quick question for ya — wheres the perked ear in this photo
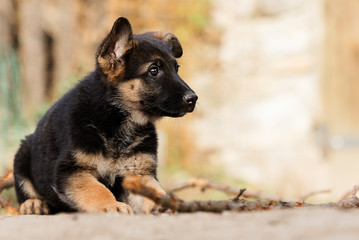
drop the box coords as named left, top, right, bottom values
left=162, top=33, right=183, bottom=58
left=97, top=17, right=133, bottom=79
left=144, top=32, right=183, bottom=58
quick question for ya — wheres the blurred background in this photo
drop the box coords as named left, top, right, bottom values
left=1, top=0, right=359, bottom=201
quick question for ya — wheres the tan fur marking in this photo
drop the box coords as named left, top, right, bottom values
left=19, top=199, right=49, bottom=215
left=142, top=197, right=157, bottom=214
left=137, top=62, right=152, bottom=76
left=130, top=110, right=151, bottom=125
left=127, top=193, right=145, bottom=214
left=118, top=77, right=161, bottom=125
left=119, top=78, right=142, bottom=104
left=74, top=151, right=157, bottom=185
left=126, top=194, right=155, bottom=214
left=19, top=179, right=40, bottom=199
left=71, top=151, right=156, bottom=214
left=97, top=56, right=124, bottom=81
left=65, top=172, right=133, bottom=214
left=117, top=78, right=152, bottom=125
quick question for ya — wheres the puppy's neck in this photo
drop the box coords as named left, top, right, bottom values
left=128, top=110, right=161, bottom=126
left=129, top=110, right=149, bottom=126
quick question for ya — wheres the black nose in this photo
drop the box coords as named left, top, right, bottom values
left=183, top=92, right=198, bottom=105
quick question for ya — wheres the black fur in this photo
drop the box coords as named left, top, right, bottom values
left=13, top=17, right=197, bottom=214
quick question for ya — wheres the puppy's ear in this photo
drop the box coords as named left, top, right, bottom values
left=97, top=17, right=133, bottom=79
left=145, top=32, right=183, bottom=58
left=162, top=33, right=183, bottom=58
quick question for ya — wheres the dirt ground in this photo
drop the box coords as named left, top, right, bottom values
left=1, top=208, right=359, bottom=240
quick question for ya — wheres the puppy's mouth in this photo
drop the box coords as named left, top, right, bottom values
left=148, top=105, right=195, bottom=118
left=186, top=103, right=196, bottom=113
left=155, top=107, right=187, bottom=118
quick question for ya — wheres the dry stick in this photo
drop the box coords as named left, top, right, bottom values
left=298, top=186, right=359, bottom=209
left=123, top=175, right=359, bottom=213
left=0, top=169, right=15, bottom=193
left=232, top=188, right=247, bottom=202
left=1, top=170, right=358, bottom=214
left=340, top=190, right=353, bottom=202
left=319, top=185, right=359, bottom=209
left=167, top=177, right=281, bottom=201
left=0, top=170, right=19, bottom=215
left=272, top=187, right=359, bottom=209
left=299, top=189, right=331, bottom=202
left=339, top=185, right=359, bottom=201
left=168, top=177, right=246, bottom=195
left=0, top=196, right=19, bottom=215
left=124, top=175, right=283, bottom=213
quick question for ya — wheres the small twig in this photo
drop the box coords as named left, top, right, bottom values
left=299, top=189, right=331, bottom=202
left=339, top=190, right=352, bottom=201
left=0, top=196, right=19, bottom=215
left=168, top=177, right=240, bottom=195
left=167, top=177, right=281, bottom=201
left=339, top=185, right=359, bottom=201
left=0, top=169, right=15, bottom=194
left=349, top=185, right=359, bottom=198
left=232, top=188, right=246, bottom=202
left=312, top=186, right=359, bottom=209
left=0, top=169, right=19, bottom=215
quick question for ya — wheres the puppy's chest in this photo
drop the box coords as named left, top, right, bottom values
left=97, top=153, right=156, bottom=184
left=106, top=134, right=147, bottom=157
left=76, top=151, right=157, bottom=186
left=104, top=123, right=156, bottom=158
left=78, top=123, right=158, bottom=184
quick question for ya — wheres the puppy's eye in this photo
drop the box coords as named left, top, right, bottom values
left=149, top=66, right=159, bottom=77
left=175, top=64, right=180, bottom=72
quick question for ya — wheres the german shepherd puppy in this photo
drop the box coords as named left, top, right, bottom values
left=13, top=17, right=197, bottom=214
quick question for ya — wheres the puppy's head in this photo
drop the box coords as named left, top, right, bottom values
left=96, top=17, right=197, bottom=121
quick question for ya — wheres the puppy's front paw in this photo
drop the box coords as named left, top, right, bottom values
left=102, top=202, right=134, bottom=215
left=19, top=199, right=49, bottom=215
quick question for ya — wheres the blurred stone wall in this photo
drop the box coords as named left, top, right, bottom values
left=320, top=0, right=359, bottom=198
left=191, top=0, right=326, bottom=197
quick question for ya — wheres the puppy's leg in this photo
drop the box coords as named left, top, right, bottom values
left=17, top=179, right=49, bottom=215
left=64, top=172, right=133, bottom=214
left=14, top=136, right=50, bottom=215
left=20, top=199, right=49, bottom=215
left=127, top=175, right=166, bottom=214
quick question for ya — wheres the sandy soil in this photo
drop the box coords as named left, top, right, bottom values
left=1, top=208, right=359, bottom=240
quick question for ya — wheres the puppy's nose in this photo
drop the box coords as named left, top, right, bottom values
left=183, top=92, right=198, bottom=105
